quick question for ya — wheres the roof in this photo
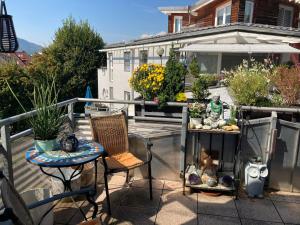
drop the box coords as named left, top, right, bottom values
left=104, top=23, right=300, bottom=50
left=179, top=43, right=300, bottom=53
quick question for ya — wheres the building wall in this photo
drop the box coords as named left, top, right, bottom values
left=98, top=44, right=175, bottom=101
left=167, top=0, right=300, bottom=33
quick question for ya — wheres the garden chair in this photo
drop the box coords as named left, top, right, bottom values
left=90, top=112, right=153, bottom=215
left=0, top=171, right=97, bottom=225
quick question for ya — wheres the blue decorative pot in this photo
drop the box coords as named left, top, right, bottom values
left=35, top=139, right=58, bottom=151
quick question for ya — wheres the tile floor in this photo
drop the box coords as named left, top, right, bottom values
left=54, top=174, right=300, bottom=225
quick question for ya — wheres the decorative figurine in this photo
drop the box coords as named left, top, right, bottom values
left=60, top=134, right=79, bottom=152
left=200, top=148, right=218, bottom=187
left=204, top=94, right=227, bottom=129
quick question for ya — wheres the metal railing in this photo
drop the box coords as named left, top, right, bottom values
left=0, top=98, right=188, bottom=186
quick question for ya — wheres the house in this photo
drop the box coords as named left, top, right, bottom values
left=98, top=0, right=300, bottom=102
left=0, top=51, right=31, bottom=67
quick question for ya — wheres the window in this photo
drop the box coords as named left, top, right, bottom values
left=124, top=52, right=131, bottom=72
left=139, top=50, right=148, bottom=65
left=109, top=87, right=113, bottom=100
left=215, top=3, right=231, bottom=26
left=278, top=5, right=294, bottom=27
left=124, top=91, right=131, bottom=101
left=244, top=0, right=254, bottom=23
left=173, top=16, right=183, bottom=33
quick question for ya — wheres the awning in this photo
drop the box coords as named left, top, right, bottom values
left=179, top=44, right=300, bottom=54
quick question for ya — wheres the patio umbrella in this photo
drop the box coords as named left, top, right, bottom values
left=85, top=85, right=93, bottom=106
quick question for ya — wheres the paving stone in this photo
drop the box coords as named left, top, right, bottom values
left=54, top=201, right=85, bottom=224
left=130, top=178, right=164, bottom=190
left=198, top=214, right=241, bottom=225
left=164, top=180, right=183, bottom=190
left=120, top=187, right=162, bottom=209
left=112, top=206, right=156, bottom=225
left=156, top=190, right=197, bottom=225
left=161, top=189, right=197, bottom=213
left=241, top=219, right=284, bottom=225
left=273, top=201, right=300, bottom=224
left=156, top=209, right=197, bottom=225
left=198, top=193, right=238, bottom=218
left=268, top=191, right=300, bottom=204
left=235, top=198, right=282, bottom=222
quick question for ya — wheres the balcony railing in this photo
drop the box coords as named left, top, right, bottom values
left=0, top=98, right=188, bottom=188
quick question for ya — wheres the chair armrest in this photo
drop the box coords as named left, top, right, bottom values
left=128, top=133, right=153, bottom=162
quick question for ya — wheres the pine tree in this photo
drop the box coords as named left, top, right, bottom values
left=158, top=46, right=187, bottom=106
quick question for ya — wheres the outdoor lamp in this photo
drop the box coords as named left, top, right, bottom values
left=156, top=47, right=164, bottom=65
left=0, top=0, right=19, bottom=53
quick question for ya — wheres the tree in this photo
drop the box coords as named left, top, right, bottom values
left=158, top=47, right=187, bottom=106
left=29, top=17, right=105, bottom=104
left=189, top=56, right=200, bottom=78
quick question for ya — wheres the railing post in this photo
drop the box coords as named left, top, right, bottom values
left=141, top=100, right=145, bottom=117
left=1, top=125, right=14, bottom=185
left=68, top=103, right=75, bottom=128
left=180, top=106, right=188, bottom=176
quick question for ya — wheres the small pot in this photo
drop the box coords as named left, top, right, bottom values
left=190, top=118, right=202, bottom=127
left=35, top=139, right=58, bottom=151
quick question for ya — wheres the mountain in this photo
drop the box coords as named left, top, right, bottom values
left=17, top=38, right=43, bottom=55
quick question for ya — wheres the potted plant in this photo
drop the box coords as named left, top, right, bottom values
left=188, top=102, right=206, bottom=128
left=8, top=77, right=65, bottom=151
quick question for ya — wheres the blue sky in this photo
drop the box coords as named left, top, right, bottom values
left=7, top=0, right=196, bottom=46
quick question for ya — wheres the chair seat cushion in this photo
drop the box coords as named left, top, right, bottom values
left=106, top=152, right=144, bottom=171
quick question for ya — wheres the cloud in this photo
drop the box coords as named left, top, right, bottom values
left=140, top=31, right=167, bottom=39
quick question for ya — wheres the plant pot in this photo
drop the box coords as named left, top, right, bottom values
left=190, top=118, right=203, bottom=127
left=35, top=139, right=58, bottom=151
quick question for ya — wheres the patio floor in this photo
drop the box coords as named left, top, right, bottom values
left=54, top=173, right=300, bottom=225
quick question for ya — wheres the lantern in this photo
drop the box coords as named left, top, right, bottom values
left=0, top=0, right=18, bottom=53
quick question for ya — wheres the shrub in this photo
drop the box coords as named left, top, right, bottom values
left=158, top=47, right=187, bottom=106
left=129, top=64, right=165, bottom=100
left=200, top=74, right=219, bottom=87
left=192, top=76, right=210, bottom=101
left=189, top=56, right=200, bottom=78
left=271, top=66, right=300, bottom=105
left=229, top=60, right=271, bottom=106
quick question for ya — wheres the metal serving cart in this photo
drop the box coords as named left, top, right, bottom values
left=183, top=118, right=242, bottom=199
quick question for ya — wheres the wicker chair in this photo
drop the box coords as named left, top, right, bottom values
left=90, top=113, right=153, bottom=215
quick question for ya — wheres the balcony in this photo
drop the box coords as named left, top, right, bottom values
left=0, top=98, right=300, bottom=225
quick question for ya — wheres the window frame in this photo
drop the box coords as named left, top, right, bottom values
left=278, top=4, right=294, bottom=27
left=108, top=53, right=113, bottom=82
left=244, top=0, right=254, bottom=23
left=124, top=51, right=131, bottom=72
left=215, top=2, right=232, bottom=26
left=173, top=16, right=183, bottom=33
left=139, top=50, right=148, bottom=66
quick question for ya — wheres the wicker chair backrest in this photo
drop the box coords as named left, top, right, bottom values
left=90, top=113, right=129, bottom=156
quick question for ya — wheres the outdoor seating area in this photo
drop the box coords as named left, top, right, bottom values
left=54, top=173, right=300, bottom=225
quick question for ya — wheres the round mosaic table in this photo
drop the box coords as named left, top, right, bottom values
left=25, top=139, right=107, bottom=220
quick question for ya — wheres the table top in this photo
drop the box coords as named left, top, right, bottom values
left=25, top=140, right=105, bottom=168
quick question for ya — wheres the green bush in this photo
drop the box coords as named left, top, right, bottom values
left=189, top=56, right=200, bottom=78
left=229, top=61, right=271, bottom=106
left=192, top=76, right=210, bottom=101
left=200, top=74, right=219, bottom=87
left=158, top=47, right=187, bottom=106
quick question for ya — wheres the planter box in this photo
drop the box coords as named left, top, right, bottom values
left=135, top=104, right=183, bottom=118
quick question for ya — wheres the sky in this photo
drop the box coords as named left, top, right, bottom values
left=6, top=0, right=196, bottom=46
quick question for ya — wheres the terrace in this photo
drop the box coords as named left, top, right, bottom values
left=1, top=98, right=300, bottom=225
